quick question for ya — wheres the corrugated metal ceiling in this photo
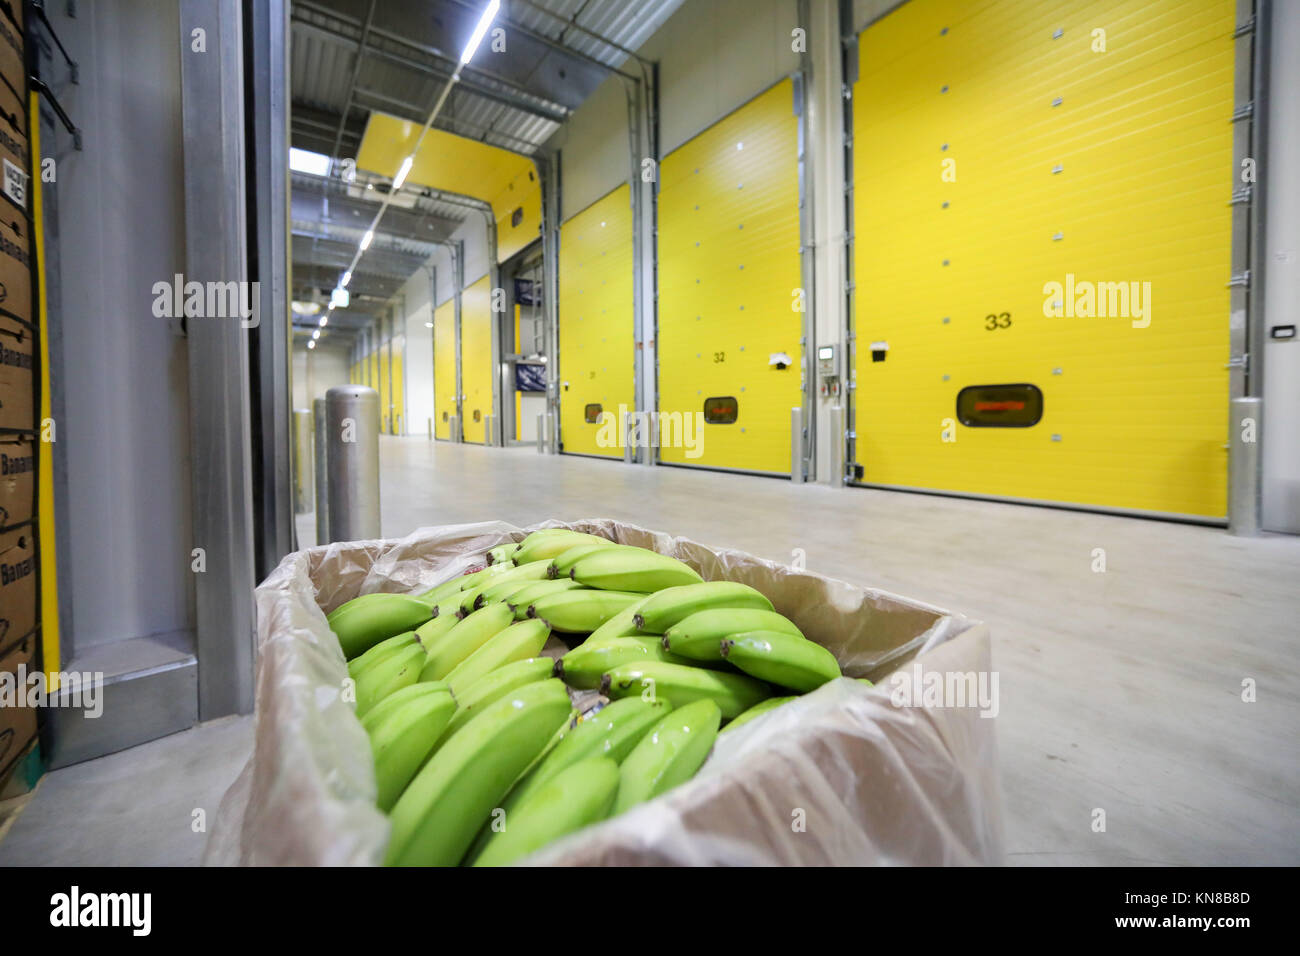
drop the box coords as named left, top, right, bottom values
left=289, top=0, right=684, bottom=327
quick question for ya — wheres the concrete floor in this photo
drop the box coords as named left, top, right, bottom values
left=3, top=437, right=1298, bottom=865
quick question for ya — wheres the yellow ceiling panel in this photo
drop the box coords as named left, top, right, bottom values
left=357, top=114, right=541, bottom=261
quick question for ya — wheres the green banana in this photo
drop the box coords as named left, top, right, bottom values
left=444, top=619, right=552, bottom=696
left=347, top=631, right=419, bottom=681
left=570, top=547, right=703, bottom=592
left=468, top=757, right=619, bottom=867
left=613, top=699, right=721, bottom=814
left=528, top=589, right=644, bottom=633
left=720, top=630, right=841, bottom=692
left=583, top=595, right=654, bottom=646
left=414, top=565, right=496, bottom=605
left=486, top=544, right=516, bottom=566
left=662, top=608, right=803, bottom=661
left=355, top=643, right=427, bottom=717
left=460, top=705, right=584, bottom=864
left=556, top=636, right=688, bottom=690
left=547, top=541, right=622, bottom=579
left=418, top=602, right=515, bottom=682
left=440, top=657, right=555, bottom=739
left=720, top=694, right=798, bottom=733
left=463, top=561, right=553, bottom=613
left=506, top=579, right=586, bottom=620
left=429, top=597, right=469, bottom=619
left=503, top=697, right=669, bottom=813
left=513, top=529, right=614, bottom=565
left=600, top=661, right=770, bottom=719
left=326, top=591, right=398, bottom=623
left=328, top=593, right=434, bottom=659
left=367, top=684, right=458, bottom=811
left=360, top=680, right=452, bottom=734
left=385, top=678, right=573, bottom=866
left=633, top=581, right=774, bottom=633
left=413, top=612, right=458, bottom=651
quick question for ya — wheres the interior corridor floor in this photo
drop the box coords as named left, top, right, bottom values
left=3, top=436, right=1297, bottom=865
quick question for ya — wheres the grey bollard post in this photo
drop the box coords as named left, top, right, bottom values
left=536, top=413, right=546, bottom=453
left=485, top=413, right=497, bottom=447
left=292, top=408, right=313, bottom=513
left=313, top=397, right=329, bottom=544
left=1228, top=396, right=1262, bottom=536
left=790, top=407, right=804, bottom=483
left=325, top=385, right=381, bottom=542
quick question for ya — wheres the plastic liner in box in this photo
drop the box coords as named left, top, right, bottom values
left=203, top=519, right=1003, bottom=866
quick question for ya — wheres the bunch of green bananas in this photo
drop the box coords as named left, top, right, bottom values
left=322, top=527, right=856, bottom=866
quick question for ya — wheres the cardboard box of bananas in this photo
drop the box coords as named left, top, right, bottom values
left=207, top=520, right=1000, bottom=866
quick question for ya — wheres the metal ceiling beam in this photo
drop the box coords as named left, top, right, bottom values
left=291, top=231, right=431, bottom=278
left=350, top=85, right=549, bottom=156
left=292, top=5, right=569, bottom=124
left=445, top=0, right=639, bottom=80
left=292, top=177, right=463, bottom=242
left=293, top=263, right=402, bottom=299
left=328, top=0, right=378, bottom=162
left=512, top=0, right=656, bottom=70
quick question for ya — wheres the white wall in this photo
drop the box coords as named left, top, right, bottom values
left=1261, top=0, right=1300, bottom=532
left=553, top=75, right=630, bottom=221
left=398, top=267, right=437, bottom=438
left=642, top=0, right=800, bottom=156
left=426, top=211, right=492, bottom=303
left=549, top=0, right=802, bottom=220
left=292, top=344, right=352, bottom=409
left=55, top=1, right=192, bottom=651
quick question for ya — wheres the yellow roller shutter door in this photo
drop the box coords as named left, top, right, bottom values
left=391, top=335, right=405, bottom=435
left=433, top=299, right=456, bottom=440
left=852, top=0, right=1235, bottom=517
left=558, top=184, right=634, bottom=458
left=461, top=276, right=494, bottom=445
left=658, top=79, right=803, bottom=474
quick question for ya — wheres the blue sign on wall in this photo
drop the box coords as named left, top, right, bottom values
left=516, top=363, right=546, bottom=392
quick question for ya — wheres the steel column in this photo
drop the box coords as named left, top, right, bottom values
left=179, top=0, right=256, bottom=719
left=246, top=0, right=295, bottom=569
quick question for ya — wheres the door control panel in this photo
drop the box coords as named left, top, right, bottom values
left=817, top=345, right=841, bottom=398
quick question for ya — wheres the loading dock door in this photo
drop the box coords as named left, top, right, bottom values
left=433, top=298, right=457, bottom=440
left=658, top=79, right=803, bottom=475
left=558, top=184, right=634, bottom=458
left=461, top=275, right=494, bottom=445
left=391, top=334, right=405, bottom=435
left=852, top=0, right=1235, bottom=518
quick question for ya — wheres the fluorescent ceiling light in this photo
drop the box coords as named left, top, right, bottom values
left=320, top=315, right=328, bottom=327
left=308, top=340, right=316, bottom=349
left=393, top=156, right=414, bottom=190
left=341, top=271, right=352, bottom=288
left=291, top=299, right=322, bottom=316
left=425, top=322, right=434, bottom=328
left=460, top=0, right=500, bottom=64
left=312, top=330, right=320, bottom=340
left=360, top=230, right=374, bottom=251
left=289, top=147, right=331, bottom=177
